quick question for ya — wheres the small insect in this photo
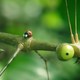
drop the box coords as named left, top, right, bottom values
left=23, top=30, right=32, bottom=38
left=56, top=0, right=80, bottom=63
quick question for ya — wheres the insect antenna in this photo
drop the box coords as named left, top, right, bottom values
left=35, top=51, right=50, bottom=80
left=0, top=43, right=23, bottom=76
left=65, top=0, right=75, bottom=43
left=75, top=0, right=79, bottom=43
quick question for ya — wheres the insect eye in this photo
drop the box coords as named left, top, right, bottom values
left=56, top=44, right=74, bottom=61
left=23, top=32, right=28, bottom=38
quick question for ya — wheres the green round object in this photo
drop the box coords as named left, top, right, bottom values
left=56, top=43, right=74, bottom=61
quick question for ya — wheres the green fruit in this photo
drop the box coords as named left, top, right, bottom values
left=56, top=43, right=74, bottom=61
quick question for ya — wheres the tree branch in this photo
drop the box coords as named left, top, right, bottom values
left=0, top=32, right=57, bottom=52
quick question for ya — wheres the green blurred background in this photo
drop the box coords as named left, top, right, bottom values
left=0, top=0, right=80, bottom=80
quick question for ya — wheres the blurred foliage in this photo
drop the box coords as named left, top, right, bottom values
left=0, top=0, right=80, bottom=80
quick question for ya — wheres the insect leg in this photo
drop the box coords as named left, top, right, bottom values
left=35, top=51, right=50, bottom=80
left=75, top=0, right=79, bottom=43
left=0, top=43, right=23, bottom=76
left=65, top=0, right=75, bottom=43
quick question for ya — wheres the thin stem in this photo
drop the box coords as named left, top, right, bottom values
left=35, top=51, right=50, bottom=80
left=65, top=0, right=75, bottom=43
left=0, top=43, right=23, bottom=76
left=45, top=61, right=49, bottom=80
left=75, top=0, right=79, bottom=43
left=65, top=0, right=72, bottom=35
left=75, top=0, right=77, bottom=34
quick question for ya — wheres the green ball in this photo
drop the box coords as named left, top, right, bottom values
left=56, top=43, right=74, bottom=61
